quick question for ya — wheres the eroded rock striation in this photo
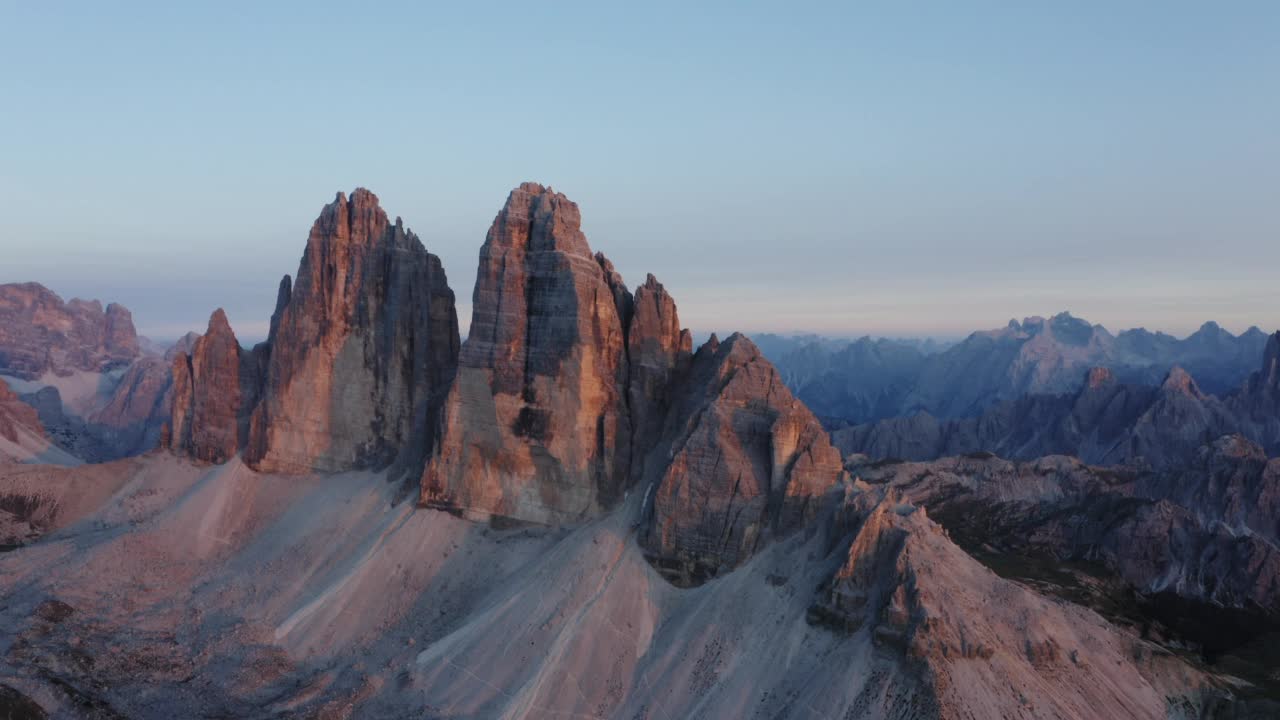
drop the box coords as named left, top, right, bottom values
left=0, top=283, right=139, bottom=380
left=244, top=189, right=459, bottom=475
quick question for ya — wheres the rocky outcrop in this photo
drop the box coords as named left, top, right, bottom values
left=0, top=283, right=139, bottom=380
left=245, top=189, right=459, bottom=475
left=846, top=437, right=1280, bottom=620
left=642, top=334, right=846, bottom=585
left=167, top=310, right=263, bottom=464
left=421, top=183, right=635, bottom=523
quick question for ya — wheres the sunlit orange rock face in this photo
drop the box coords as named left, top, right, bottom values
left=244, top=189, right=460, bottom=475
left=0, top=283, right=139, bottom=379
left=421, top=183, right=642, bottom=523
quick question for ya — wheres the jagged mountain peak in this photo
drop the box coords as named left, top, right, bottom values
left=486, top=181, right=591, bottom=258
left=1160, top=365, right=1203, bottom=397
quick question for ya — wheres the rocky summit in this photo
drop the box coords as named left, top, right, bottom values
left=244, top=188, right=460, bottom=475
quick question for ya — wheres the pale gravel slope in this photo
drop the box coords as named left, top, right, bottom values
left=0, top=455, right=1237, bottom=719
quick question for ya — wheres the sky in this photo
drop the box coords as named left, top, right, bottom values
left=2, top=1, right=1277, bottom=343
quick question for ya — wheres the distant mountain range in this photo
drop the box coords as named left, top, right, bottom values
left=759, top=313, right=1271, bottom=426
left=836, top=335, right=1280, bottom=468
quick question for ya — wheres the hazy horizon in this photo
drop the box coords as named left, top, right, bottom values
left=4, top=3, right=1277, bottom=341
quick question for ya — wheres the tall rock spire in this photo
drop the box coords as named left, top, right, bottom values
left=421, top=183, right=634, bottom=523
left=166, top=309, right=262, bottom=463
left=243, top=188, right=459, bottom=474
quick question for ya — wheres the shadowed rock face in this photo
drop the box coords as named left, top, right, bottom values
left=643, top=333, right=846, bottom=585
left=421, top=183, right=636, bottom=523
left=1228, top=331, right=1280, bottom=453
left=245, top=189, right=459, bottom=475
left=0, top=283, right=139, bottom=380
left=166, top=310, right=264, bottom=464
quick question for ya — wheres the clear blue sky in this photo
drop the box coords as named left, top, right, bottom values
left=2, top=1, right=1277, bottom=341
